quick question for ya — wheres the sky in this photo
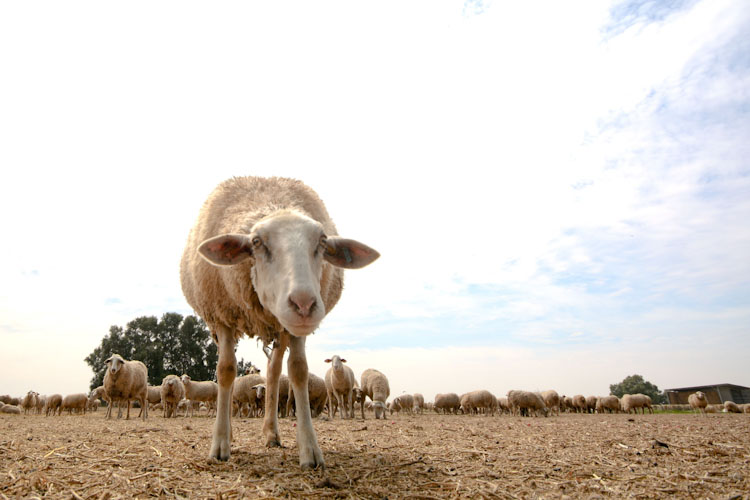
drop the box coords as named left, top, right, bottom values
left=1, top=0, right=748, bottom=402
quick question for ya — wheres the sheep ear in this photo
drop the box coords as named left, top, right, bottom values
left=198, top=234, right=253, bottom=266
left=341, top=359, right=347, bottom=363
left=324, top=358, right=332, bottom=363
left=324, top=237, right=379, bottom=269
left=104, top=357, right=113, bottom=365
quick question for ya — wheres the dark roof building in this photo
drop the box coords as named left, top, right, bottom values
left=665, top=384, right=750, bottom=405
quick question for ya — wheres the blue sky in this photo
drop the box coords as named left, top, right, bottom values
left=1, top=0, right=748, bottom=401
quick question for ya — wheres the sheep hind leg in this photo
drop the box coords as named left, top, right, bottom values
left=263, top=334, right=289, bottom=448
left=209, top=324, right=236, bottom=462
left=288, top=335, right=324, bottom=470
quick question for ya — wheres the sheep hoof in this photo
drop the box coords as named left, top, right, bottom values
left=264, top=436, right=282, bottom=448
left=299, top=445, right=324, bottom=470
left=208, top=439, right=231, bottom=462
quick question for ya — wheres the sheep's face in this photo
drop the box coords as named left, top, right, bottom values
left=373, top=401, right=386, bottom=419
left=105, top=355, right=124, bottom=375
left=324, top=355, right=346, bottom=371
left=198, top=210, right=379, bottom=337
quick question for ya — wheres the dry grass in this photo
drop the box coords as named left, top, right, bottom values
left=1, top=411, right=749, bottom=499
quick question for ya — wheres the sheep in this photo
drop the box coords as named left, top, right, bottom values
left=21, top=391, right=38, bottom=415
left=392, top=394, right=414, bottom=415
left=45, top=394, right=63, bottom=416
left=34, top=394, right=47, bottom=415
left=324, top=355, right=357, bottom=419
left=585, top=396, right=598, bottom=414
left=0, top=404, right=21, bottom=414
left=286, top=372, right=328, bottom=419
left=358, top=369, right=390, bottom=419
left=571, top=395, right=587, bottom=413
left=434, top=393, right=461, bottom=414
left=497, top=396, right=511, bottom=414
left=181, top=375, right=219, bottom=417
left=61, top=393, right=88, bottom=415
left=740, top=403, right=750, bottom=414
left=460, top=390, right=497, bottom=416
left=160, top=375, right=185, bottom=418
left=541, top=390, right=560, bottom=416
left=103, top=354, right=149, bottom=421
left=595, top=395, right=621, bottom=414
left=413, top=393, right=425, bottom=414
left=233, top=373, right=265, bottom=417
left=723, top=401, right=742, bottom=413
left=621, top=394, right=653, bottom=414
left=688, top=391, right=708, bottom=415
left=507, top=390, right=548, bottom=417
left=180, top=176, right=379, bottom=468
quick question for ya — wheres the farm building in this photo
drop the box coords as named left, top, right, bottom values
left=665, top=384, right=750, bottom=405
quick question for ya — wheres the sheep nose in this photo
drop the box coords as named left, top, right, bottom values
left=288, top=291, right=316, bottom=317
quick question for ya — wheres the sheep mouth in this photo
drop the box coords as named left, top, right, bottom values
left=284, top=319, right=320, bottom=337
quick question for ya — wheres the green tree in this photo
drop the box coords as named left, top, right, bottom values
left=85, top=313, right=218, bottom=390
left=609, top=374, right=666, bottom=404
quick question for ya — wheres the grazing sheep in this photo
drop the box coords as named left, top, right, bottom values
left=740, top=403, right=750, bottom=414
left=497, top=396, right=511, bottom=415
left=621, top=394, right=653, bottom=415
left=324, top=355, right=357, bottom=419
left=161, top=375, right=186, bottom=418
left=392, top=394, right=414, bottom=415
left=724, top=401, right=742, bottom=413
left=434, top=393, right=461, bottom=414
left=34, top=394, right=47, bottom=415
left=21, top=391, right=38, bottom=415
left=61, top=393, right=88, bottom=415
left=507, top=390, right=548, bottom=417
left=233, top=373, right=265, bottom=417
left=359, top=369, right=390, bottom=420
left=45, top=394, right=63, bottom=416
left=181, top=375, right=219, bottom=418
left=103, top=354, right=149, bottom=421
left=560, top=396, right=573, bottom=413
left=688, top=392, right=708, bottom=415
left=413, top=393, right=425, bottom=414
left=541, top=390, right=560, bottom=416
left=585, top=396, right=598, bottom=414
left=571, top=395, right=587, bottom=413
left=460, top=390, right=497, bottom=416
left=596, top=395, right=621, bottom=414
left=286, top=372, right=328, bottom=419
left=180, top=176, right=379, bottom=468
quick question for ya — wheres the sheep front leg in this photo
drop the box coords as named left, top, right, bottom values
left=288, top=335, right=324, bottom=470
left=263, top=334, right=289, bottom=448
left=209, top=324, right=236, bottom=462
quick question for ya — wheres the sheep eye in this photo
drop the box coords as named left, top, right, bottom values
left=252, top=237, right=263, bottom=248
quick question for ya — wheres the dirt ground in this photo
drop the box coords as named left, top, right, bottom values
left=1, top=410, right=748, bottom=499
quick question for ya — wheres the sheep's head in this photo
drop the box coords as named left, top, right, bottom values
left=104, top=354, right=125, bottom=375
left=324, top=355, right=346, bottom=371
left=198, top=210, right=379, bottom=337
left=373, top=401, right=386, bottom=419
left=181, top=374, right=191, bottom=385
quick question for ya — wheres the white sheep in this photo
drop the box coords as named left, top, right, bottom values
left=595, top=395, right=621, bottom=414
left=181, top=375, right=219, bottom=417
left=161, top=375, right=186, bottom=418
left=621, top=394, right=653, bottom=414
left=358, top=369, right=390, bottom=419
left=433, top=393, right=461, bottom=414
left=180, top=176, right=379, bottom=468
left=103, top=354, right=149, bottom=421
left=413, top=393, right=425, bottom=414
left=585, top=396, right=598, bottom=414
left=724, top=401, right=742, bottom=413
left=324, top=355, right=357, bottom=419
left=0, top=403, right=21, bottom=414
left=688, top=391, right=708, bottom=415
left=45, top=394, right=63, bottom=416
left=61, top=393, right=88, bottom=415
left=232, top=373, right=265, bottom=417
left=507, top=390, right=548, bottom=417
left=541, top=390, right=560, bottom=416
left=21, top=391, right=38, bottom=415
left=286, top=372, right=328, bottom=419
left=571, top=394, right=587, bottom=413
left=460, top=390, right=498, bottom=416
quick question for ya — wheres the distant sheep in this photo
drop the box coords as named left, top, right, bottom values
left=287, top=372, right=327, bottom=418
left=460, top=390, right=497, bottom=416
left=233, top=373, right=265, bottom=418
left=724, top=401, right=742, bottom=413
left=21, top=391, right=38, bottom=415
left=0, top=404, right=21, bottom=414
left=507, top=390, right=548, bottom=417
left=541, top=390, right=560, bottom=416
left=161, top=375, right=185, bottom=418
left=688, top=392, right=708, bottom=415
left=182, top=375, right=219, bottom=417
left=179, top=176, right=379, bottom=468
left=359, top=369, right=390, bottom=419
left=45, top=394, right=63, bottom=416
left=61, top=393, right=88, bottom=415
left=621, top=394, right=653, bottom=414
left=585, top=396, right=598, bottom=414
left=103, top=353, right=149, bottom=421
left=413, top=393, right=425, bottom=414
left=392, top=394, right=414, bottom=415
left=434, top=393, right=461, bottom=414
left=571, top=395, right=587, bottom=413
left=324, top=355, right=357, bottom=419
left=596, top=395, right=621, bottom=414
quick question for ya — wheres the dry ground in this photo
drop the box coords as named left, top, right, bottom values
left=1, top=410, right=748, bottom=499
